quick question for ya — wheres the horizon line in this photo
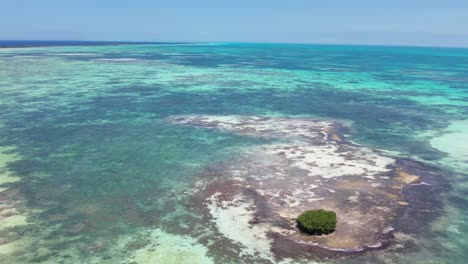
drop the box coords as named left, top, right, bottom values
left=1, top=39, right=467, bottom=49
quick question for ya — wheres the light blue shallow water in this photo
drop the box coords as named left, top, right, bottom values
left=0, top=43, right=467, bottom=263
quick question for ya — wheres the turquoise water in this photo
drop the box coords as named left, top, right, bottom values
left=0, top=43, right=467, bottom=263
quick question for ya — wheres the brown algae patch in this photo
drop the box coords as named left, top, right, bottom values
left=168, top=115, right=442, bottom=259
left=393, top=169, right=421, bottom=188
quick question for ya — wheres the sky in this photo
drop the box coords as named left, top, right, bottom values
left=1, top=0, right=468, bottom=47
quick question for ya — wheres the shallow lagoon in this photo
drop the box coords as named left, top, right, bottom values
left=0, top=43, right=467, bottom=263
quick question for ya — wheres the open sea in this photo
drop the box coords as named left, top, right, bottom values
left=0, top=42, right=467, bottom=263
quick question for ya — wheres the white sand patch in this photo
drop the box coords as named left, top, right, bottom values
left=431, top=120, right=468, bottom=171
left=128, top=229, right=214, bottom=264
left=265, top=143, right=394, bottom=179
left=0, top=212, right=27, bottom=228
left=207, top=193, right=274, bottom=261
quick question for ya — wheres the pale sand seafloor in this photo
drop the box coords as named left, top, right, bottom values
left=430, top=120, right=468, bottom=172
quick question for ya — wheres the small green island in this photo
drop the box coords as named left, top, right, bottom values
left=297, top=209, right=337, bottom=235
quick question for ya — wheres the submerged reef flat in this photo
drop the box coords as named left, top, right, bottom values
left=0, top=146, right=33, bottom=258
left=1, top=43, right=465, bottom=263
left=167, top=115, right=444, bottom=260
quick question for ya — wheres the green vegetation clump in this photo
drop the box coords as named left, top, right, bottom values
left=297, top=209, right=337, bottom=235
